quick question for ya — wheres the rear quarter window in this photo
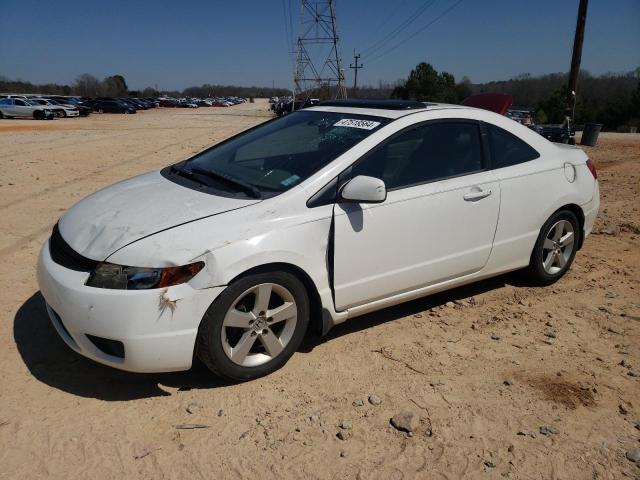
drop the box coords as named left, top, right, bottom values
left=487, top=123, right=539, bottom=169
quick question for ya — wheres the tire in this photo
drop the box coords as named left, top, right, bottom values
left=0, top=111, right=4, bottom=119
left=98, top=108, right=104, bottom=114
left=56, top=110, right=65, bottom=118
left=196, top=271, right=310, bottom=381
left=525, top=209, right=580, bottom=285
left=33, top=110, right=44, bottom=120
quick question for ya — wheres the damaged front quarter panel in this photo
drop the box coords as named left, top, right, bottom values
left=106, top=197, right=341, bottom=328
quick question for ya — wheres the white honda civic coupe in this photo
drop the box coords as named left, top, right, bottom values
left=37, top=99, right=600, bottom=380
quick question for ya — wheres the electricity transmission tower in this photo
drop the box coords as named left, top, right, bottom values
left=294, top=0, right=347, bottom=100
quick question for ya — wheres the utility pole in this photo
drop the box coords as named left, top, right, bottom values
left=565, top=0, right=588, bottom=119
left=349, top=50, right=363, bottom=97
left=294, top=0, right=347, bottom=101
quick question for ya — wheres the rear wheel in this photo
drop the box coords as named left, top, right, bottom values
left=33, top=110, right=44, bottom=120
left=196, top=271, right=309, bottom=381
left=525, top=210, right=579, bottom=285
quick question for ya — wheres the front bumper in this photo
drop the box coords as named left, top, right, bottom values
left=37, top=240, right=225, bottom=373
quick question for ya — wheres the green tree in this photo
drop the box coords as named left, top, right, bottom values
left=103, top=74, right=128, bottom=97
left=141, top=86, right=159, bottom=97
left=455, top=76, right=473, bottom=102
left=73, top=73, right=101, bottom=96
left=391, top=62, right=470, bottom=103
left=534, top=109, right=548, bottom=124
left=628, top=81, right=640, bottom=126
left=537, top=89, right=566, bottom=124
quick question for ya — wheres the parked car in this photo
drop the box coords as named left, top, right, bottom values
left=177, top=100, right=198, bottom=108
left=30, top=98, right=80, bottom=117
left=118, top=99, right=140, bottom=111
left=0, top=98, right=55, bottom=119
left=45, top=97, right=92, bottom=117
left=158, top=98, right=179, bottom=107
left=84, top=100, right=136, bottom=114
left=37, top=99, right=599, bottom=380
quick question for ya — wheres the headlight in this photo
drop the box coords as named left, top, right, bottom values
left=86, top=261, right=205, bottom=290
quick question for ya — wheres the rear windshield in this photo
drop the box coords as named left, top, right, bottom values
left=168, top=110, right=389, bottom=197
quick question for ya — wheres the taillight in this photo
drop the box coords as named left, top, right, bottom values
left=586, top=158, right=597, bottom=179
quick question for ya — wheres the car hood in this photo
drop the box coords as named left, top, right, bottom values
left=58, top=170, right=261, bottom=260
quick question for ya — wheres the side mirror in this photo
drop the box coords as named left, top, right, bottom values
left=340, top=175, right=387, bottom=204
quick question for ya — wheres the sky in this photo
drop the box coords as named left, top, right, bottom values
left=0, top=0, right=638, bottom=91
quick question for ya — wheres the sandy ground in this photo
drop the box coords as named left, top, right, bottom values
left=0, top=101, right=638, bottom=479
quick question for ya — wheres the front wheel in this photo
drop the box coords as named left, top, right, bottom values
left=33, top=110, right=44, bottom=120
left=525, top=210, right=579, bottom=285
left=196, top=271, right=309, bottom=381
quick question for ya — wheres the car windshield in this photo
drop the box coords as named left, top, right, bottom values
left=173, top=110, right=390, bottom=197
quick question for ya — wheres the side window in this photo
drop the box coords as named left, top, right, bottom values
left=15, top=100, right=26, bottom=106
left=487, top=124, right=539, bottom=169
left=352, top=121, right=483, bottom=190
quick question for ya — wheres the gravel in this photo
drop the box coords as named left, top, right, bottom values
left=339, top=420, right=352, bottom=430
left=390, top=412, right=419, bottom=433
left=539, top=425, right=559, bottom=436
left=626, top=449, right=640, bottom=463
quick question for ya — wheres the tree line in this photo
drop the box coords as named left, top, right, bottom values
left=0, top=74, right=290, bottom=99
left=388, top=63, right=640, bottom=130
left=2, top=66, right=639, bottom=129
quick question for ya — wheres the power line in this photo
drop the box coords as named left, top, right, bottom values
left=361, top=0, right=438, bottom=57
left=282, top=0, right=293, bottom=55
left=369, top=0, right=408, bottom=38
left=288, top=0, right=295, bottom=54
left=367, top=0, right=466, bottom=64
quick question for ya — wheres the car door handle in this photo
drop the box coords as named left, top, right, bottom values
left=463, top=188, right=492, bottom=202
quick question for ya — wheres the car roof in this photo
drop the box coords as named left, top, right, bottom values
left=319, top=99, right=429, bottom=110
left=307, top=100, right=470, bottom=119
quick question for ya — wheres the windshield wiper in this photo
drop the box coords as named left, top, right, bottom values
left=170, top=164, right=211, bottom=185
left=189, top=166, right=262, bottom=199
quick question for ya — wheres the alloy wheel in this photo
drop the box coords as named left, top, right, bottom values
left=542, top=220, right=575, bottom=275
left=220, top=283, right=297, bottom=367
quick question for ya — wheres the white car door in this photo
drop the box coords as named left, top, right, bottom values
left=332, top=120, right=500, bottom=311
left=13, top=99, right=31, bottom=117
left=2, top=99, right=19, bottom=116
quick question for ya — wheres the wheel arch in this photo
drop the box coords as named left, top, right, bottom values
left=228, top=262, right=324, bottom=336
left=553, top=203, right=585, bottom=249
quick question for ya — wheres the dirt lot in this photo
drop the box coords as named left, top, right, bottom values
left=0, top=101, right=638, bottom=479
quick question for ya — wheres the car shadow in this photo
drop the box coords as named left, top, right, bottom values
left=15, top=272, right=522, bottom=401
left=13, top=292, right=233, bottom=401
left=300, top=272, right=520, bottom=351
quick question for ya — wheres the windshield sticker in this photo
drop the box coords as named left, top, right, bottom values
left=333, top=118, right=381, bottom=130
left=281, top=174, right=301, bottom=187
